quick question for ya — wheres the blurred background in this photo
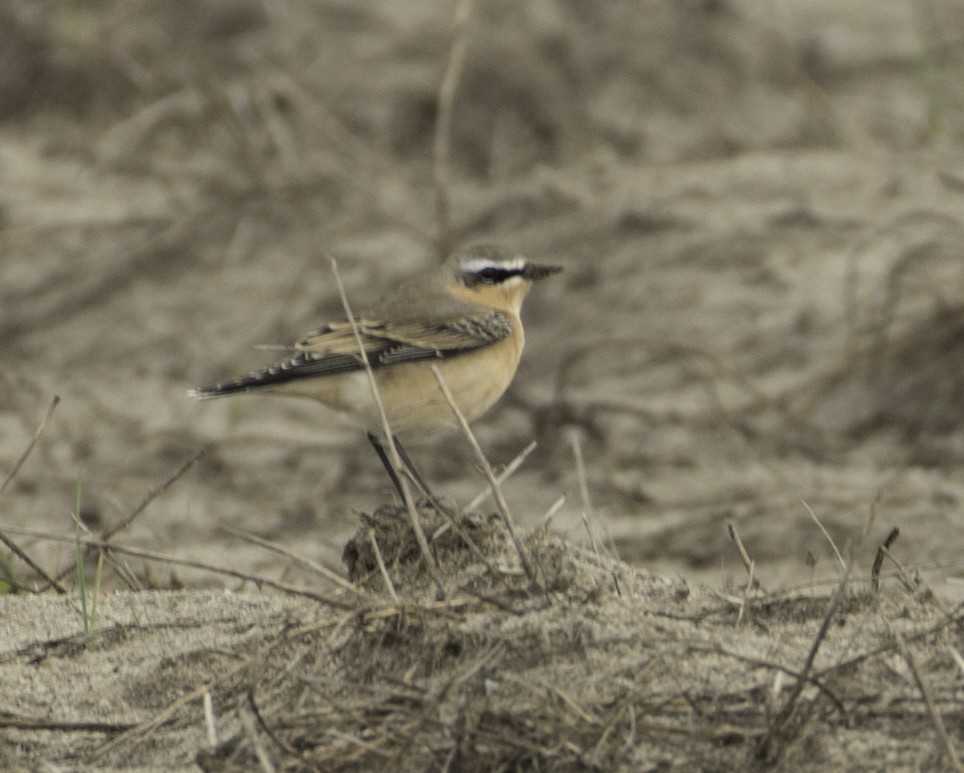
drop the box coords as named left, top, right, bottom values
left=3, top=0, right=964, bottom=595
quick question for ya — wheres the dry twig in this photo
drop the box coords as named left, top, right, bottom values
left=104, top=450, right=206, bottom=541
left=329, top=255, right=446, bottom=599
left=465, top=440, right=536, bottom=511
left=239, top=704, right=277, bottom=773
left=3, top=526, right=352, bottom=608
left=432, top=0, right=475, bottom=256
left=50, top=450, right=207, bottom=589
left=726, top=521, right=762, bottom=592
left=368, top=528, right=400, bottom=604
left=892, top=625, right=963, bottom=772
left=223, top=525, right=364, bottom=597
left=801, top=499, right=847, bottom=573
left=569, top=429, right=605, bottom=556
left=756, top=566, right=850, bottom=760
left=1, top=395, right=59, bottom=494
left=871, top=527, right=901, bottom=591
left=0, top=395, right=66, bottom=593
left=539, top=494, right=567, bottom=530
left=430, top=364, right=536, bottom=584
left=202, top=690, right=218, bottom=749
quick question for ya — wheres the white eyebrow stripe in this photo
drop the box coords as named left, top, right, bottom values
left=460, top=257, right=527, bottom=274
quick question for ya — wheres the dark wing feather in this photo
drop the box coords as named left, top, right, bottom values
left=191, top=310, right=512, bottom=398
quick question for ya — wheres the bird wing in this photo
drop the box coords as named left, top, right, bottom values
left=294, top=309, right=514, bottom=370
left=191, top=310, right=513, bottom=397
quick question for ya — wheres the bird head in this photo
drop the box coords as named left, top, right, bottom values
left=447, top=243, right=562, bottom=313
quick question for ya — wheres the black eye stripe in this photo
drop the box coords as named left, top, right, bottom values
left=464, top=266, right=522, bottom=285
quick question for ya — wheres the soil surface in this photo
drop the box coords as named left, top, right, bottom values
left=2, top=1, right=964, bottom=770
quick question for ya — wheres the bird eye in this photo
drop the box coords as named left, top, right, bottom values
left=477, top=267, right=502, bottom=284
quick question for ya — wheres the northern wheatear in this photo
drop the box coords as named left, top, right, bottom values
left=190, top=244, right=561, bottom=445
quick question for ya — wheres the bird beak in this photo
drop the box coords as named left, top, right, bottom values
left=523, top=263, right=563, bottom=281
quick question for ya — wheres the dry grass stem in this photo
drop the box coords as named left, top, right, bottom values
left=580, top=510, right=601, bottom=554
left=2, top=526, right=353, bottom=608
left=1, top=394, right=59, bottom=494
left=94, top=666, right=250, bottom=760
left=91, top=615, right=347, bottom=762
left=103, top=450, right=206, bottom=541
left=428, top=509, right=503, bottom=580
left=92, top=640, right=277, bottom=761
left=51, top=450, right=208, bottom=589
left=702, top=642, right=848, bottom=717
left=726, top=521, right=762, bottom=591
left=432, top=0, right=475, bottom=256
left=801, top=499, right=847, bottom=573
left=892, top=625, right=963, bottom=772
left=864, top=488, right=883, bottom=536
left=247, top=692, right=301, bottom=760
left=0, top=527, right=66, bottom=595
left=0, top=394, right=67, bottom=593
left=328, top=255, right=445, bottom=599
left=813, top=602, right=964, bottom=682
left=326, top=729, right=392, bottom=758
left=512, top=676, right=599, bottom=726
left=539, top=493, right=567, bottom=529
left=949, top=645, right=964, bottom=677
left=879, top=545, right=917, bottom=593
left=735, top=560, right=756, bottom=627
left=239, top=706, right=276, bottom=773
left=568, top=429, right=593, bottom=517
left=222, top=525, right=364, bottom=597
left=465, top=439, right=536, bottom=511
left=368, top=528, right=400, bottom=604
left=871, top=527, right=901, bottom=591
left=569, top=428, right=610, bottom=557
left=429, top=364, right=536, bottom=584
left=0, top=714, right=134, bottom=733
left=202, top=690, right=218, bottom=749
left=756, top=565, right=851, bottom=760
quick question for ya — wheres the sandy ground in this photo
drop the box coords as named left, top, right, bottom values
left=2, top=0, right=964, bottom=769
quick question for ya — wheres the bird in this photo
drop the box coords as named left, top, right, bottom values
left=190, top=243, right=561, bottom=495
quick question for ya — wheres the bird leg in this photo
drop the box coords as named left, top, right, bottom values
left=390, top=433, right=434, bottom=498
left=367, top=431, right=405, bottom=499
left=366, top=431, right=446, bottom=511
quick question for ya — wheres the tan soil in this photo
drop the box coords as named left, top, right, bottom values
left=2, top=1, right=964, bottom=770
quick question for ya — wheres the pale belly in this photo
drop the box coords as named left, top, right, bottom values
left=274, top=336, right=523, bottom=439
